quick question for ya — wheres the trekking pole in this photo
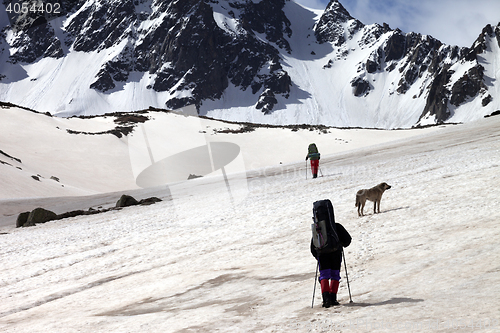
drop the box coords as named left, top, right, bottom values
left=319, top=165, right=323, bottom=177
left=342, top=249, right=353, bottom=303
left=311, top=259, right=319, bottom=308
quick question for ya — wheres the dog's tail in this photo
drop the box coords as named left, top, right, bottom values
left=355, top=194, right=360, bottom=208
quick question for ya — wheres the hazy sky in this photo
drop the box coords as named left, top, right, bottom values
left=294, top=0, right=500, bottom=47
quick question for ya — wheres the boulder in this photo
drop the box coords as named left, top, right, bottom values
left=25, top=208, right=58, bottom=227
left=139, top=197, right=162, bottom=206
left=116, top=194, right=139, bottom=208
left=57, top=210, right=86, bottom=220
left=16, top=211, right=30, bottom=228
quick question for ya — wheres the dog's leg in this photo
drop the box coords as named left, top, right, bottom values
left=360, top=201, right=365, bottom=216
left=374, top=200, right=377, bottom=214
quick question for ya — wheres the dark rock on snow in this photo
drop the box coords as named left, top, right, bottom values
left=138, top=197, right=163, bottom=206
left=23, top=208, right=58, bottom=227
left=16, top=195, right=162, bottom=227
left=116, top=194, right=163, bottom=207
left=116, top=194, right=139, bottom=208
left=16, top=212, right=30, bottom=228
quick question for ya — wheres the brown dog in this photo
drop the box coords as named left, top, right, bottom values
left=355, top=182, right=391, bottom=216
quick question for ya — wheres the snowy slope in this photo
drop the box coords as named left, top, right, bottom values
left=0, top=105, right=137, bottom=198
left=0, top=113, right=499, bottom=332
left=0, top=103, right=445, bottom=201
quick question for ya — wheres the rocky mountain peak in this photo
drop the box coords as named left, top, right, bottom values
left=466, top=23, right=500, bottom=60
left=315, top=0, right=363, bottom=45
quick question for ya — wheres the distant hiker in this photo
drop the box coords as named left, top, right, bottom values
left=305, top=143, right=320, bottom=178
left=310, top=200, right=352, bottom=308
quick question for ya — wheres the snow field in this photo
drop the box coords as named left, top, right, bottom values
left=0, top=105, right=443, bottom=200
left=0, top=115, right=499, bottom=332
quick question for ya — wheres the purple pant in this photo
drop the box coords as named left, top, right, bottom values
left=319, top=268, right=340, bottom=281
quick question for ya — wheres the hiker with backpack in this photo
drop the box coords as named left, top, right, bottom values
left=305, top=143, right=320, bottom=178
left=310, top=199, right=352, bottom=308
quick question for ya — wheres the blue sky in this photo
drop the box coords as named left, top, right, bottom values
left=294, top=0, right=500, bottom=47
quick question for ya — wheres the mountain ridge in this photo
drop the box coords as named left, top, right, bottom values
left=0, top=0, right=499, bottom=128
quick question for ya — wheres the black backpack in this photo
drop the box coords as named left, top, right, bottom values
left=311, top=199, right=340, bottom=254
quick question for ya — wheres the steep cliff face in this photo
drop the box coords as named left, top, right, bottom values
left=352, top=29, right=467, bottom=124
left=0, top=0, right=499, bottom=128
left=418, top=25, right=497, bottom=125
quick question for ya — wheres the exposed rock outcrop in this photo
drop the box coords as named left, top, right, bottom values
left=16, top=195, right=162, bottom=228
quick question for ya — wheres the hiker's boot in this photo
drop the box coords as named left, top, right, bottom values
left=313, top=174, right=317, bottom=178
left=330, top=293, right=340, bottom=306
left=320, top=279, right=331, bottom=308
left=322, top=292, right=331, bottom=308
left=330, top=280, right=340, bottom=306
